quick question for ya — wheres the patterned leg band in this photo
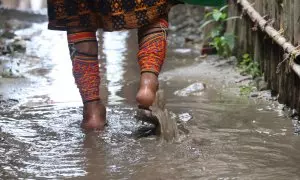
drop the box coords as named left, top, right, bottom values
left=67, top=32, right=100, bottom=103
left=137, top=19, right=168, bottom=75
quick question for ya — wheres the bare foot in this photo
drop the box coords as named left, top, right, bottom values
left=81, top=100, right=106, bottom=130
left=136, top=72, right=158, bottom=109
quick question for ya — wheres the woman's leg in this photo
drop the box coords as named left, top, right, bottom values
left=67, top=29, right=106, bottom=130
left=136, top=17, right=168, bottom=109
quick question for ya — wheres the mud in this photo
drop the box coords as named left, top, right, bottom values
left=1, top=4, right=300, bottom=180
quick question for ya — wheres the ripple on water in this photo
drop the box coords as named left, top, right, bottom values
left=2, top=82, right=300, bottom=179
left=1, top=24, right=300, bottom=179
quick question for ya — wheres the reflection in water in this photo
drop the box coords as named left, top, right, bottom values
left=1, top=0, right=46, bottom=11
left=103, top=31, right=128, bottom=105
left=46, top=31, right=82, bottom=104
left=16, top=24, right=82, bottom=105
left=15, top=25, right=130, bottom=106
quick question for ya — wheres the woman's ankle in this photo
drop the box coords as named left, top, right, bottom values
left=136, top=72, right=159, bottom=108
left=81, top=100, right=107, bottom=130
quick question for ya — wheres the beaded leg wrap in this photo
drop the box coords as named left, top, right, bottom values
left=137, top=19, right=168, bottom=75
left=67, top=32, right=100, bottom=103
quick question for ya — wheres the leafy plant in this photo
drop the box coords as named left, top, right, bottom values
left=210, top=33, right=235, bottom=58
left=200, top=5, right=232, bottom=30
left=239, top=85, right=255, bottom=96
left=239, top=53, right=262, bottom=78
left=200, top=5, right=240, bottom=58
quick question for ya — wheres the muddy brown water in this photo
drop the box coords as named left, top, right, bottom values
left=1, top=23, right=300, bottom=179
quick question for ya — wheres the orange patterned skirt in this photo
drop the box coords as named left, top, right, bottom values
left=47, top=0, right=177, bottom=31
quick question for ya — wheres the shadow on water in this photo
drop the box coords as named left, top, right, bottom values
left=1, top=8, right=300, bottom=179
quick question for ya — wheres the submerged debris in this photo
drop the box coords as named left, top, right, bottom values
left=0, top=25, right=27, bottom=78
left=0, top=33, right=26, bottom=55
left=0, top=56, right=23, bottom=78
left=178, top=113, right=192, bottom=122
left=174, top=82, right=206, bottom=96
left=0, top=96, right=19, bottom=111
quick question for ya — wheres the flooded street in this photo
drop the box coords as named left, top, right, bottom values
left=1, top=13, right=300, bottom=180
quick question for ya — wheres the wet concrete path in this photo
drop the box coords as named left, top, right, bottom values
left=1, top=22, right=300, bottom=179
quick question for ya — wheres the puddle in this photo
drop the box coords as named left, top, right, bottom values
left=0, top=20, right=300, bottom=179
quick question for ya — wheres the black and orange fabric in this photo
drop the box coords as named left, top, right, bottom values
left=49, top=1, right=175, bottom=103
left=47, top=0, right=177, bottom=31
left=67, top=32, right=100, bottom=103
left=138, top=19, right=168, bottom=75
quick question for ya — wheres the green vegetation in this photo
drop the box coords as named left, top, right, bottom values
left=238, top=54, right=263, bottom=96
left=239, top=85, right=255, bottom=96
left=239, top=53, right=262, bottom=78
left=201, top=5, right=239, bottom=58
left=209, top=33, right=235, bottom=58
left=201, top=7, right=263, bottom=97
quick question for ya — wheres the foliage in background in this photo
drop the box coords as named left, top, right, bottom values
left=239, top=53, right=262, bottom=78
left=210, top=33, right=235, bottom=58
left=201, top=5, right=239, bottom=58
